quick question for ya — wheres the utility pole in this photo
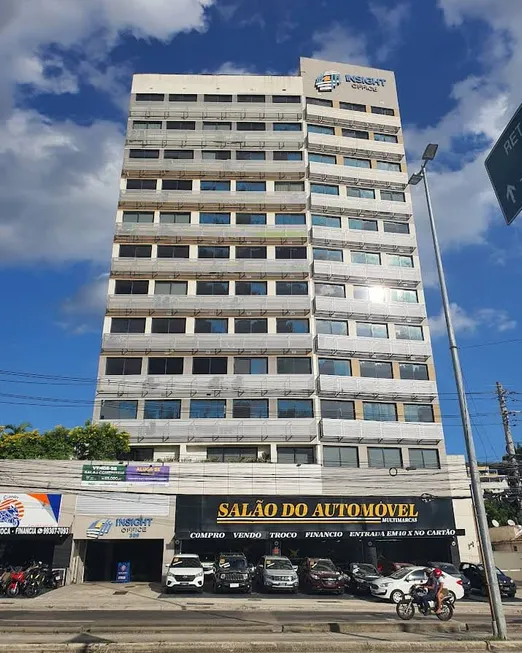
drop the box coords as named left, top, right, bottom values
left=496, top=382, right=521, bottom=520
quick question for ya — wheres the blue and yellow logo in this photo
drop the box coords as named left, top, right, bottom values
left=315, top=71, right=341, bottom=92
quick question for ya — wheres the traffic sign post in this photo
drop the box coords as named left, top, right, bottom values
left=485, top=102, right=522, bottom=225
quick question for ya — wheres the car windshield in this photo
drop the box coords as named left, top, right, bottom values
left=218, top=557, right=247, bottom=570
left=438, top=563, right=458, bottom=575
left=352, top=564, right=378, bottom=576
left=266, top=558, right=293, bottom=570
left=170, top=557, right=202, bottom=568
left=389, top=567, right=413, bottom=579
left=310, top=559, right=336, bottom=572
left=476, top=564, right=505, bottom=576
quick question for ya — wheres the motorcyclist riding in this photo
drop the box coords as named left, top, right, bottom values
left=421, top=567, right=444, bottom=614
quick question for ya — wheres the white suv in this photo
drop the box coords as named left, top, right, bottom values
left=165, top=554, right=205, bottom=593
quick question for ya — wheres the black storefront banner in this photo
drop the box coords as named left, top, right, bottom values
left=175, top=496, right=457, bottom=540
left=0, top=526, right=70, bottom=536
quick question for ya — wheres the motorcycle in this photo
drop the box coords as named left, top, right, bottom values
left=5, top=568, right=25, bottom=597
left=396, top=585, right=454, bottom=622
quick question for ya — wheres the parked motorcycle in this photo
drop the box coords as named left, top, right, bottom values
left=396, top=585, right=454, bottom=621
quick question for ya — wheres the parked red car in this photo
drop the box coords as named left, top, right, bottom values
left=298, top=557, right=345, bottom=594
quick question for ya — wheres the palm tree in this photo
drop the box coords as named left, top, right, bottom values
left=2, top=422, right=33, bottom=436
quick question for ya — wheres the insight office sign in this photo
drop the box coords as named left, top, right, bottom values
left=315, top=70, right=386, bottom=93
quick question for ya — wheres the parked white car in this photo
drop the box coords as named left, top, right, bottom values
left=370, top=566, right=465, bottom=603
left=165, top=554, right=205, bottom=593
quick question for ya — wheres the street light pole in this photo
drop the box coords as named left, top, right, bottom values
left=409, top=146, right=507, bottom=640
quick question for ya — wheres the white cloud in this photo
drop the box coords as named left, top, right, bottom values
left=429, top=302, right=517, bottom=338
left=58, top=273, right=109, bottom=335
left=209, top=62, right=255, bottom=75
left=369, top=2, right=410, bottom=62
left=311, top=25, right=370, bottom=67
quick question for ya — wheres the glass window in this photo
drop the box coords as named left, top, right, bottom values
left=238, top=94, right=265, bottom=103
left=236, top=213, right=266, bottom=225
left=148, top=358, right=184, bottom=375
left=390, top=288, right=418, bottom=303
left=195, top=318, right=228, bottom=334
left=312, top=215, right=341, bottom=228
left=232, top=399, right=269, bottom=419
left=309, top=153, right=336, bottom=164
left=114, top=280, right=148, bottom=295
left=151, top=318, right=186, bottom=334
left=273, top=123, right=302, bottom=131
left=377, top=161, right=401, bottom=172
left=143, top=400, right=181, bottom=419
left=105, top=358, right=142, bottom=375
left=395, top=324, right=424, bottom=340
left=308, top=124, right=334, bottom=135
left=381, top=190, right=406, bottom=202
left=360, top=361, right=393, bottom=379
left=162, top=179, right=192, bottom=191
left=356, top=322, right=388, bottom=338
left=235, top=318, right=267, bottom=334
left=344, top=157, right=371, bottom=168
left=276, top=318, right=309, bottom=333
left=201, top=180, right=230, bottom=191
left=196, top=281, right=229, bottom=295
left=371, top=106, right=395, bottom=116
left=311, top=183, right=339, bottom=195
left=100, top=400, right=137, bottom=420
left=199, top=212, right=231, bottom=225
left=384, top=221, right=410, bottom=234
left=347, top=187, right=375, bottom=199
left=275, top=246, right=307, bottom=259
left=160, top=212, right=190, bottom=224
left=316, top=320, right=348, bottom=335
left=237, top=181, right=266, bottom=191
left=404, top=404, right=435, bottom=423
left=198, top=246, right=229, bottom=258
left=192, top=358, right=228, bottom=374
left=166, top=121, right=195, bottom=130
left=122, top=211, right=154, bottom=223
left=275, top=213, right=306, bottom=225
left=157, top=245, right=189, bottom=258
left=275, top=181, right=304, bottom=192
left=321, top=400, right=354, bottom=420
left=313, top=247, right=343, bottom=262
left=207, top=447, right=258, bottom=462
left=119, top=245, right=152, bottom=258
left=164, top=149, right=194, bottom=160
left=169, top=93, right=197, bottom=102
left=275, top=281, right=308, bottom=296
left=154, top=281, right=187, bottom=295
left=190, top=399, right=226, bottom=418
left=234, top=357, right=268, bottom=374
left=342, top=128, right=369, bottom=139
left=202, top=122, right=232, bottom=130
left=363, top=402, right=397, bottom=422
left=277, top=400, right=314, bottom=418
left=307, top=96, right=333, bottom=107
left=351, top=251, right=381, bottom=265
left=277, top=357, right=312, bottom=374
left=348, top=218, right=377, bottom=232
left=111, top=318, right=146, bottom=334
left=126, top=178, right=157, bottom=190
left=237, top=122, right=266, bottom=131
left=323, top=446, right=359, bottom=468
left=202, top=150, right=232, bottom=160
left=235, top=281, right=267, bottom=296
left=136, top=93, right=164, bottom=102
left=129, top=149, right=160, bottom=159
left=340, top=102, right=366, bottom=112
left=132, top=120, right=162, bottom=130
left=315, top=283, right=345, bottom=298
left=235, top=246, right=266, bottom=259
left=277, top=447, right=315, bottom=464
left=318, top=358, right=351, bottom=376
left=368, top=447, right=402, bottom=468
left=374, top=133, right=398, bottom=143
left=236, top=151, right=266, bottom=160
left=389, top=254, right=413, bottom=268
left=273, top=151, right=303, bottom=161
left=204, top=94, right=232, bottom=102
left=272, top=95, right=301, bottom=103
left=408, top=448, right=440, bottom=469
left=399, top=363, right=429, bottom=380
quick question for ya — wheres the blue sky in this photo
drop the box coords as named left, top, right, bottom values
left=1, top=0, right=521, bottom=461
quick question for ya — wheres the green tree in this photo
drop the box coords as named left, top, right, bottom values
left=3, top=422, right=33, bottom=436
left=484, top=494, right=518, bottom=526
left=69, top=420, right=130, bottom=460
left=0, top=431, right=46, bottom=459
left=40, top=426, right=75, bottom=459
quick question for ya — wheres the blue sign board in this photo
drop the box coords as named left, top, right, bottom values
left=115, top=561, right=131, bottom=583
left=485, top=102, right=522, bottom=225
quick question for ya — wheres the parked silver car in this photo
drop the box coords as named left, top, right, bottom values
left=255, top=555, right=299, bottom=593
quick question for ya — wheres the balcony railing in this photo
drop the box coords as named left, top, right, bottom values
left=320, top=419, right=443, bottom=444
left=310, top=193, right=412, bottom=220
left=122, top=159, right=305, bottom=180
left=307, top=161, right=407, bottom=190
left=305, top=105, right=401, bottom=134
left=106, top=294, right=311, bottom=316
left=313, top=296, right=426, bottom=324
left=307, top=132, right=404, bottom=161
left=318, top=375, right=438, bottom=401
left=310, top=226, right=416, bottom=254
left=312, top=260, right=421, bottom=288
left=129, top=102, right=304, bottom=121
left=127, top=130, right=305, bottom=150
left=315, top=334, right=432, bottom=361
left=102, top=333, right=314, bottom=354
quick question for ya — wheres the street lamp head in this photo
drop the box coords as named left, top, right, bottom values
left=408, top=172, right=423, bottom=186
left=422, top=143, right=439, bottom=161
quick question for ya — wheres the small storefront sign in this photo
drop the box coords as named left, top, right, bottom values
left=81, top=464, right=169, bottom=486
left=126, top=465, right=170, bottom=485
left=85, top=517, right=155, bottom=540
left=116, top=561, right=131, bottom=583
left=0, top=526, right=70, bottom=536
left=82, top=465, right=126, bottom=485
left=0, top=494, right=63, bottom=530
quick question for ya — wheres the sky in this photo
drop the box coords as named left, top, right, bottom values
left=1, top=0, right=522, bottom=462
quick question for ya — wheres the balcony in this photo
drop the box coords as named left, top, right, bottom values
left=122, top=159, right=305, bottom=181
left=102, top=333, right=314, bottom=355
left=313, top=296, right=426, bottom=324
left=306, top=105, right=401, bottom=134
left=310, top=193, right=412, bottom=220
left=311, top=226, right=416, bottom=254
left=129, top=102, right=304, bottom=121
left=101, top=418, right=318, bottom=443
left=127, top=129, right=305, bottom=150
left=308, top=161, right=407, bottom=190
left=114, top=223, right=308, bottom=245
left=320, top=419, right=443, bottom=445
left=97, top=374, right=315, bottom=398
left=106, top=294, right=311, bottom=316
left=110, top=258, right=310, bottom=279
left=308, top=132, right=404, bottom=161
left=318, top=375, right=438, bottom=401
left=312, top=260, right=421, bottom=288
left=119, top=189, right=308, bottom=212
left=315, top=334, right=431, bottom=361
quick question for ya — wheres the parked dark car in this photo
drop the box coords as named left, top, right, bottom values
left=342, top=562, right=381, bottom=594
left=460, top=562, right=516, bottom=598
left=427, top=561, right=471, bottom=597
left=298, top=558, right=344, bottom=594
left=213, top=553, right=252, bottom=593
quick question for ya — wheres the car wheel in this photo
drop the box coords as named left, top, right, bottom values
left=390, top=590, right=404, bottom=604
left=447, top=591, right=456, bottom=604
left=164, top=587, right=171, bottom=595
